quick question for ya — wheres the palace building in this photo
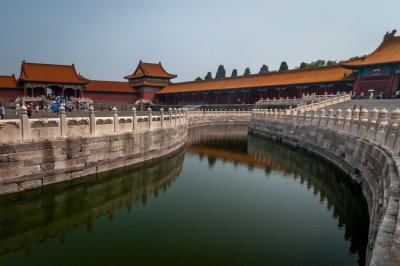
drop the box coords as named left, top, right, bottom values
left=0, top=30, right=399, bottom=107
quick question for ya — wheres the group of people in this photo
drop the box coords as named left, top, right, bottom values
left=13, top=96, right=88, bottom=118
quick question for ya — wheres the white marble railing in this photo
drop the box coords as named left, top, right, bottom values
left=255, top=92, right=351, bottom=109
left=0, top=106, right=187, bottom=143
left=252, top=107, right=400, bottom=150
left=0, top=107, right=253, bottom=143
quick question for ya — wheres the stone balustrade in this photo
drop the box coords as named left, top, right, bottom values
left=0, top=106, right=252, bottom=196
left=250, top=107, right=400, bottom=266
left=0, top=106, right=187, bottom=143
left=255, top=92, right=350, bottom=108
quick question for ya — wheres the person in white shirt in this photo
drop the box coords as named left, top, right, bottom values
left=15, top=103, right=20, bottom=116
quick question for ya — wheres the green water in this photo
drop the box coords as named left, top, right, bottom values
left=0, top=135, right=369, bottom=266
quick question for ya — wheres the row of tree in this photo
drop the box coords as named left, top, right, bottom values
left=298, top=59, right=337, bottom=69
left=195, top=63, right=276, bottom=81
left=195, top=59, right=336, bottom=81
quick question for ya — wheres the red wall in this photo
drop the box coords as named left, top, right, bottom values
left=85, top=93, right=138, bottom=102
left=0, top=90, right=21, bottom=98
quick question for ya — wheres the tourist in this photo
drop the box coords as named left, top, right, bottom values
left=0, top=103, right=5, bottom=119
left=35, top=104, right=40, bottom=114
left=52, top=102, right=59, bottom=115
left=15, top=102, right=20, bottom=116
left=396, top=90, right=400, bottom=99
left=27, top=105, right=32, bottom=118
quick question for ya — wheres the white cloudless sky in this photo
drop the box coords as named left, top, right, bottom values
left=0, top=0, right=399, bottom=82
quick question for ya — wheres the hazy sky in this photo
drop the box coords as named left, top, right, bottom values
left=1, top=0, right=399, bottom=82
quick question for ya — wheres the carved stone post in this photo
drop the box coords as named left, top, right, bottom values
left=386, top=109, right=400, bottom=148
left=160, top=108, right=164, bottom=128
left=178, top=108, right=182, bottom=124
left=112, top=107, right=119, bottom=132
left=132, top=107, right=137, bottom=131
left=148, top=107, right=152, bottom=129
left=350, top=108, right=360, bottom=134
left=89, top=106, right=96, bottom=134
left=375, top=108, right=389, bottom=143
left=318, top=109, right=325, bottom=126
left=173, top=108, right=177, bottom=125
left=20, top=105, right=30, bottom=140
left=335, top=108, right=343, bottom=130
left=369, top=108, right=378, bottom=122
left=59, top=105, right=67, bottom=137
left=169, top=108, right=173, bottom=127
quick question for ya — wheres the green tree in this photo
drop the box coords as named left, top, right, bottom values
left=279, top=61, right=289, bottom=71
left=231, top=69, right=238, bottom=77
left=204, top=72, right=213, bottom=80
left=259, top=64, right=269, bottom=73
left=215, top=65, right=226, bottom=78
left=326, top=60, right=338, bottom=65
left=244, top=67, right=251, bottom=76
left=195, top=77, right=202, bottom=81
left=299, top=62, right=307, bottom=69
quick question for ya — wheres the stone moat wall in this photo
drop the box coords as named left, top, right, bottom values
left=0, top=108, right=251, bottom=196
left=249, top=108, right=400, bottom=266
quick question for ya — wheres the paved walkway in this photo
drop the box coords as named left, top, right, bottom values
left=317, top=99, right=400, bottom=112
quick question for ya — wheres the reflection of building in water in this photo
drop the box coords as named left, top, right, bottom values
left=189, top=135, right=369, bottom=264
left=0, top=149, right=184, bottom=257
left=187, top=123, right=248, bottom=146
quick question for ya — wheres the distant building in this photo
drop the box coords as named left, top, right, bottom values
left=341, top=30, right=400, bottom=97
left=0, top=30, right=399, bottom=106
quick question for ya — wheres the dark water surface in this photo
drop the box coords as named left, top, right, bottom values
left=0, top=134, right=369, bottom=266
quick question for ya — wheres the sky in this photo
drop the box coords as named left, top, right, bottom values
left=0, top=0, right=399, bottom=82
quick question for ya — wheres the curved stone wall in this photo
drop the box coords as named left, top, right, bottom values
left=249, top=108, right=400, bottom=266
left=0, top=109, right=251, bottom=196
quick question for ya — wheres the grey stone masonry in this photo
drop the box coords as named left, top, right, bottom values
left=0, top=108, right=252, bottom=196
left=250, top=107, right=400, bottom=266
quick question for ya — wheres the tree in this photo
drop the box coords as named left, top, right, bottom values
left=279, top=61, right=289, bottom=71
left=215, top=65, right=226, bottom=78
left=299, top=62, right=307, bottom=69
left=231, top=69, right=238, bottom=77
left=259, top=64, right=269, bottom=74
left=195, top=77, right=202, bottom=81
left=204, top=72, right=213, bottom=80
left=244, top=67, right=251, bottom=76
left=326, top=60, right=338, bottom=65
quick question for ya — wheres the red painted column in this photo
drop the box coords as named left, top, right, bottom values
left=387, top=72, right=396, bottom=96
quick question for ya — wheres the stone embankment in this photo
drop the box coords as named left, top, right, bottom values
left=0, top=107, right=251, bottom=195
left=249, top=107, right=400, bottom=266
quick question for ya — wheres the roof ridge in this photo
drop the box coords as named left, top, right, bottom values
left=170, top=64, right=342, bottom=86
left=89, top=79, right=129, bottom=83
left=23, top=61, right=75, bottom=67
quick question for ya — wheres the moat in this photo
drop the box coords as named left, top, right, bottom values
left=0, top=132, right=369, bottom=266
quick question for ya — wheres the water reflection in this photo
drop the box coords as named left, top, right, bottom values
left=0, top=150, right=184, bottom=257
left=0, top=126, right=369, bottom=266
left=187, top=135, right=369, bottom=265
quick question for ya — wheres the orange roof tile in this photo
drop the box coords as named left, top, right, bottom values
left=85, top=80, right=137, bottom=93
left=19, top=61, right=88, bottom=84
left=0, top=75, right=18, bottom=88
left=130, top=81, right=169, bottom=87
left=124, top=61, right=177, bottom=79
left=341, top=30, right=400, bottom=67
left=158, top=65, right=354, bottom=94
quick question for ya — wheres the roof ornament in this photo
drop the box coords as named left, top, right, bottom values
left=384, top=29, right=397, bottom=42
